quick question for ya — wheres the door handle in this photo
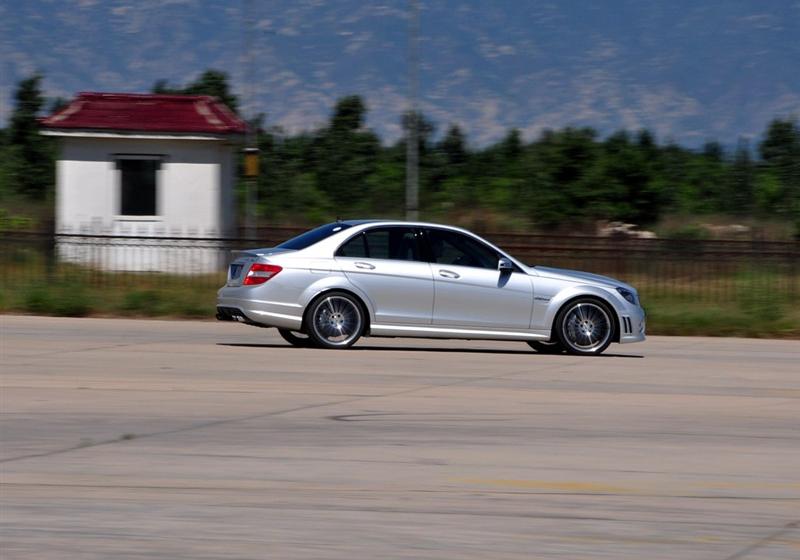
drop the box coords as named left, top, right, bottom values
left=439, top=269, right=460, bottom=279
left=354, top=261, right=375, bottom=270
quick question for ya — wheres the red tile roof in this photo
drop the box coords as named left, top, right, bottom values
left=40, top=92, right=246, bottom=135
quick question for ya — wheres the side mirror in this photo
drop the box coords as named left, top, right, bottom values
left=498, top=257, right=514, bottom=272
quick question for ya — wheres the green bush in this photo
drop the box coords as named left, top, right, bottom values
left=120, top=289, right=166, bottom=315
left=3, top=247, right=39, bottom=265
left=176, top=301, right=210, bottom=318
left=0, top=208, right=36, bottom=230
left=23, top=284, right=53, bottom=314
left=22, top=281, right=91, bottom=317
left=52, top=285, right=91, bottom=317
left=663, top=224, right=710, bottom=241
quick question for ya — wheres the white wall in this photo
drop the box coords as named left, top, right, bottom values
left=56, top=136, right=236, bottom=237
left=54, top=135, right=238, bottom=273
left=218, top=143, right=236, bottom=236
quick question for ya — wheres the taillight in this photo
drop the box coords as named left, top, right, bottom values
left=243, top=263, right=282, bottom=285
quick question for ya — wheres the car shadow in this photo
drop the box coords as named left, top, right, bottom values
left=216, top=342, right=644, bottom=358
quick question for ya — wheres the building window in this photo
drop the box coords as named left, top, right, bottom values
left=117, top=157, right=161, bottom=216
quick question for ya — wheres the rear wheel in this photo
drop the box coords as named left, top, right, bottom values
left=527, top=340, right=564, bottom=354
left=555, top=298, right=615, bottom=356
left=305, top=291, right=364, bottom=349
left=277, top=329, right=313, bottom=347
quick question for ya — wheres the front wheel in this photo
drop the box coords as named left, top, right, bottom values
left=527, top=340, right=564, bottom=354
left=305, top=292, right=364, bottom=349
left=555, top=298, right=615, bottom=356
left=278, top=329, right=313, bottom=347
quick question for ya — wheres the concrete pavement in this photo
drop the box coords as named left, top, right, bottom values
left=1, top=315, right=799, bottom=559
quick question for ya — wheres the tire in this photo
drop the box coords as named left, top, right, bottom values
left=278, top=329, right=313, bottom=347
left=554, top=298, right=615, bottom=356
left=305, top=291, right=364, bottom=349
left=527, top=340, right=564, bottom=354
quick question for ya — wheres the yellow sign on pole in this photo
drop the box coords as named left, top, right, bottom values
left=244, top=148, right=260, bottom=178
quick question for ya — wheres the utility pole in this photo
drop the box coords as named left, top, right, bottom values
left=243, top=0, right=259, bottom=239
left=405, top=0, right=420, bottom=221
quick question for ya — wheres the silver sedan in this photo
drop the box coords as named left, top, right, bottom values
left=217, top=220, right=645, bottom=355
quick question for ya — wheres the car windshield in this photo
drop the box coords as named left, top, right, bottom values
left=276, top=222, right=354, bottom=250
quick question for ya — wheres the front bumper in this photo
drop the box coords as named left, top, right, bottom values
left=619, top=305, right=646, bottom=344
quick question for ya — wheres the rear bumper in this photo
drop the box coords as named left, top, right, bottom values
left=217, top=288, right=303, bottom=330
left=216, top=306, right=256, bottom=324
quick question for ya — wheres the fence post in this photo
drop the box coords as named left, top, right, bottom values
left=44, top=217, right=56, bottom=282
left=791, top=241, right=799, bottom=302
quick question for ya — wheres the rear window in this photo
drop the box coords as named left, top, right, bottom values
left=276, top=222, right=354, bottom=250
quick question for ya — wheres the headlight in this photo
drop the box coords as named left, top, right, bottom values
left=616, top=287, right=637, bottom=305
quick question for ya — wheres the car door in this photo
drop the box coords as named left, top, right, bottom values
left=335, top=226, right=434, bottom=325
left=425, top=228, right=533, bottom=329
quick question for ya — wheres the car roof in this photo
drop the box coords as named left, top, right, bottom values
left=336, top=219, right=467, bottom=230
left=338, top=219, right=380, bottom=226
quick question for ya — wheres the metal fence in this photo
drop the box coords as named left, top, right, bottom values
left=1, top=228, right=798, bottom=303
left=484, top=232, right=799, bottom=303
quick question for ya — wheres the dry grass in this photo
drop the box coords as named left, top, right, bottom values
left=1, top=259, right=797, bottom=338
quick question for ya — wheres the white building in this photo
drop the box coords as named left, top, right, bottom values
left=41, top=92, right=245, bottom=273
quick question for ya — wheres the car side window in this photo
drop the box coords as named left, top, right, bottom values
left=337, top=227, right=422, bottom=261
left=337, top=232, right=368, bottom=257
left=425, top=229, right=500, bottom=269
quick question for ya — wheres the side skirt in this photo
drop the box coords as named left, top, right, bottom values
left=368, top=323, right=551, bottom=341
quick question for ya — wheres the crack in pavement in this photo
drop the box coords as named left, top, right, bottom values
left=0, top=361, right=577, bottom=465
left=722, top=520, right=799, bottom=560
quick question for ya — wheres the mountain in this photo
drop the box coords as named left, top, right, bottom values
left=2, top=0, right=799, bottom=147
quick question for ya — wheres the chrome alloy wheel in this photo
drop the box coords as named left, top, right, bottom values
left=558, top=300, right=613, bottom=355
left=308, top=293, right=363, bottom=349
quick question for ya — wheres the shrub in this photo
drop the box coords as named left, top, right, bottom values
left=120, top=289, right=166, bottom=315
left=177, top=302, right=210, bottom=318
left=663, top=224, right=710, bottom=241
left=52, top=286, right=91, bottom=317
left=23, top=284, right=53, bottom=314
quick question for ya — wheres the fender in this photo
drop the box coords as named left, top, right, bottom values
left=542, top=284, right=625, bottom=333
left=298, top=274, right=377, bottom=325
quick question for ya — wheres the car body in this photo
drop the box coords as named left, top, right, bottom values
left=217, top=220, right=645, bottom=355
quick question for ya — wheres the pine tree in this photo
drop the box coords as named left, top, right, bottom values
left=8, top=75, right=54, bottom=200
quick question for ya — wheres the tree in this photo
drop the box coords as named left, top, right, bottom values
left=401, top=110, right=435, bottom=155
left=760, top=118, right=799, bottom=165
left=514, top=127, right=599, bottom=227
left=428, top=124, right=469, bottom=203
left=0, top=127, right=10, bottom=198
left=586, top=130, right=647, bottom=222
left=47, top=97, right=69, bottom=115
left=184, top=70, right=239, bottom=113
left=438, top=124, right=468, bottom=166
left=9, top=76, right=45, bottom=146
left=329, top=95, right=366, bottom=132
left=726, top=140, right=755, bottom=216
left=311, top=95, right=380, bottom=215
left=151, top=79, right=178, bottom=94
left=152, top=69, right=239, bottom=114
left=7, top=75, right=54, bottom=200
left=502, top=128, right=523, bottom=160
left=702, top=141, right=724, bottom=162
left=758, top=118, right=800, bottom=224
